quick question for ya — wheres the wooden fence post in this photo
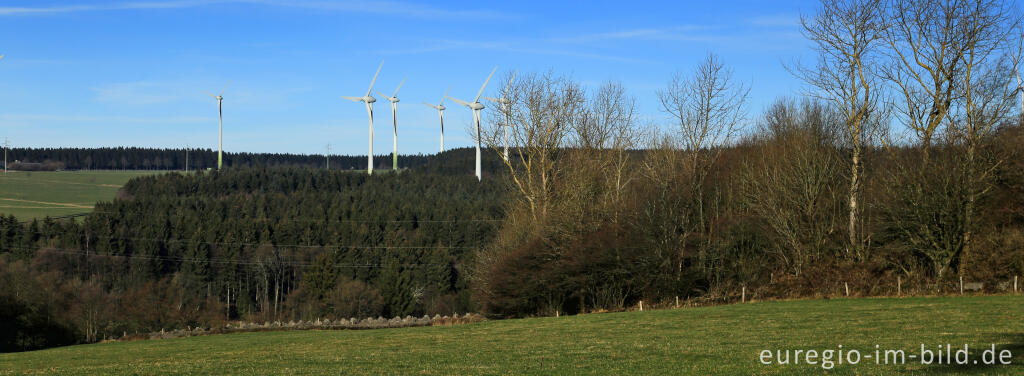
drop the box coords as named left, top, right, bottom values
left=742, top=286, right=746, bottom=303
left=897, top=276, right=901, bottom=296
left=675, top=296, right=679, bottom=308
left=639, top=300, right=643, bottom=312
left=959, top=276, right=963, bottom=295
left=1015, top=275, right=1018, bottom=293
left=844, top=282, right=849, bottom=297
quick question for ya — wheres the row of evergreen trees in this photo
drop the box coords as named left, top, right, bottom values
left=0, top=166, right=508, bottom=351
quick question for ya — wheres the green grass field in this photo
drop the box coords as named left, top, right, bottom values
left=1, top=296, right=1021, bottom=375
left=0, top=170, right=163, bottom=220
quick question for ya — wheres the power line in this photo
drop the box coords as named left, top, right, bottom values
left=11, top=245, right=451, bottom=269
left=18, top=205, right=503, bottom=223
left=19, top=211, right=504, bottom=225
left=12, top=227, right=486, bottom=250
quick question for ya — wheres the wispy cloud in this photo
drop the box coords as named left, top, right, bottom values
left=550, top=25, right=720, bottom=44
left=93, top=81, right=187, bottom=105
left=537, top=22, right=806, bottom=55
left=748, top=14, right=801, bottom=28
left=375, top=21, right=799, bottom=63
left=0, top=113, right=212, bottom=125
left=247, top=0, right=510, bottom=19
left=0, top=1, right=211, bottom=15
left=0, top=0, right=510, bottom=19
left=376, top=38, right=650, bottom=63
left=92, top=79, right=313, bottom=109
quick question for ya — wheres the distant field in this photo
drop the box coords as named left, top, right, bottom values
left=1, top=296, right=1021, bottom=375
left=0, top=170, right=164, bottom=220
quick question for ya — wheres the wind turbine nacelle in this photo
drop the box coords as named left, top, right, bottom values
left=470, top=103, right=485, bottom=110
left=391, top=98, right=401, bottom=103
left=437, top=105, right=446, bottom=111
left=365, top=96, right=377, bottom=103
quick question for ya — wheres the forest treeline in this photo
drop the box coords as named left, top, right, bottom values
left=2, top=0, right=1023, bottom=353
left=2, top=146, right=505, bottom=173
left=470, top=0, right=1024, bottom=316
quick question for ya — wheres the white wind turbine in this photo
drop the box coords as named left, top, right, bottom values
left=483, top=70, right=517, bottom=161
left=342, top=62, right=384, bottom=175
left=376, top=76, right=406, bottom=171
left=448, top=66, right=498, bottom=181
left=205, top=81, right=231, bottom=170
left=423, top=86, right=451, bottom=153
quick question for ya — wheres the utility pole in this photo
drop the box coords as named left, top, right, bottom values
left=1015, top=57, right=1023, bottom=120
left=1016, top=69, right=1022, bottom=119
left=326, top=143, right=331, bottom=170
left=3, top=138, right=8, bottom=174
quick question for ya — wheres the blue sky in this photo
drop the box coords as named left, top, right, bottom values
left=0, top=0, right=819, bottom=155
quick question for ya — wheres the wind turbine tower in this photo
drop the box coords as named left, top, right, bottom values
left=484, top=70, right=517, bottom=161
left=343, top=62, right=384, bottom=175
left=448, top=66, right=498, bottom=181
left=376, top=76, right=406, bottom=171
left=205, top=81, right=231, bottom=170
left=424, top=86, right=451, bottom=153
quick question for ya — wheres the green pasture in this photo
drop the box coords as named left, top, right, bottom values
left=1, top=296, right=1021, bottom=375
left=0, top=170, right=164, bottom=220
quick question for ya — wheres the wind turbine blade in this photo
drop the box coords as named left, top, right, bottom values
left=505, top=69, right=517, bottom=93
left=474, top=66, right=498, bottom=103
left=447, top=96, right=471, bottom=107
left=205, top=90, right=218, bottom=99
left=375, top=90, right=390, bottom=99
left=482, top=96, right=501, bottom=103
left=342, top=96, right=364, bottom=102
left=441, top=86, right=451, bottom=105
left=423, top=101, right=439, bottom=109
left=0, top=54, right=5, bottom=61
left=366, top=61, right=384, bottom=97
left=219, top=80, right=232, bottom=96
left=393, top=76, right=407, bottom=97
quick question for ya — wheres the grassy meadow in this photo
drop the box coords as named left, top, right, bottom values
left=1, top=296, right=1021, bottom=375
left=0, top=170, right=163, bottom=220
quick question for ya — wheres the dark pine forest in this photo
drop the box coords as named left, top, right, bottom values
left=0, top=148, right=509, bottom=351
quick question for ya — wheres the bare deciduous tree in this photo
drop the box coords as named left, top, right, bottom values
left=574, top=81, right=641, bottom=223
left=481, top=72, right=585, bottom=220
left=952, top=1, right=1021, bottom=274
left=658, top=53, right=749, bottom=178
left=649, top=53, right=749, bottom=285
left=793, top=0, right=884, bottom=258
left=742, top=99, right=844, bottom=275
left=882, top=0, right=971, bottom=160
left=882, top=0, right=1021, bottom=278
